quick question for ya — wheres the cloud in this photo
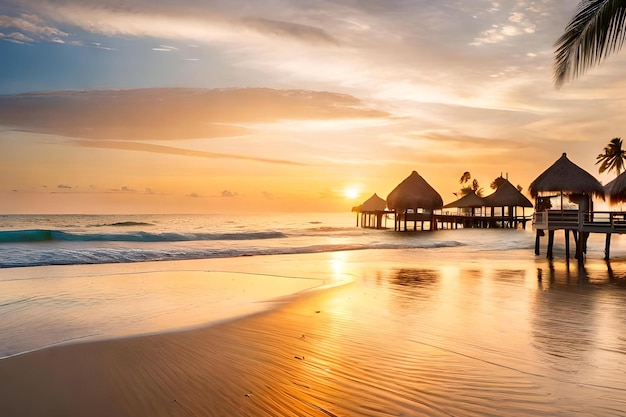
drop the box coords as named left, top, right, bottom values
left=0, top=88, right=389, bottom=140
left=0, top=13, right=69, bottom=43
left=470, top=3, right=541, bottom=46
left=0, top=31, right=35, bottom=44
left=152, top=44, right=178, bottom=52
left=2, top=1, right=339, bottom=47
left=221, top=190, right=236, bottom=198
left=71, top=139, right=309, bottom=166
left=88, top=41, right=115, bottom=50
left=241, top=17, right=339, bottom=46
left=262, top=191, right=278, bottom=199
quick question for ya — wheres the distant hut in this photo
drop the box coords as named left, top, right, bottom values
left=604, top=171, right=626, bottom=205
left=387, top=171, right=443, bottom=231
left=441, top=191, right=486, bottom=229
left=529, top=152, right=605, bottom=212
left=483, top=178, right=533, bottom=228
left=355, top=193, right=388, bottom=229
left=442, top=191, right=485, bottom=215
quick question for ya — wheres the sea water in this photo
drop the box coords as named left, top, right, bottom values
left=3, top=212, right=626, bottom=364
left=0, top=212, right=472, bottom=268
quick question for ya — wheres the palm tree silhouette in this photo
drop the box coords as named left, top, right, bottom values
left=597, top=137, right=626, bottom=175
left=458, top=172, right=483, bottom=197
left=554, top=0, right=626, bottom=87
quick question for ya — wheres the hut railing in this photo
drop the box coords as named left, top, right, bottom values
left=533, top=210, right=580, bottom=229
left=532, top=210, right=548, bottom=229
left=610, top=212, right=626, bottom=229
left=588, top=211, right=626, bottom=229
left=533, top=210, right=626, bottom=231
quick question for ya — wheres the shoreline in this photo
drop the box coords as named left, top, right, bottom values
left=0, top=252, right=358, bottom=360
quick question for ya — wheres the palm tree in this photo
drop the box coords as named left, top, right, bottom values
left=490, top=175, right=506, bottom=190
left=597, top=137, right=626, bottom=175
left=554, top=0, right=626, bottom=87
left=459, top=172, right=483, bottom=197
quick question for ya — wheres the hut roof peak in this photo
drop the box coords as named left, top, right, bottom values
left=358, top=193, right=387, bottom=212
left=387, top=170, right=443, bottom=211
left=483, top=178, right=533, bottom=207
left=529, top=153, right=605, bottom=199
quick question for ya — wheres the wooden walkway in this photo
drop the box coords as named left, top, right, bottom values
left=357, top=210, right=531, bottom=231
left=533, top=210, right=626, bottom=261
left=436, top=214, right=529, bottom=230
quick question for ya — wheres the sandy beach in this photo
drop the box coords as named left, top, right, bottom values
left=2, top=247, right=626, bottom=417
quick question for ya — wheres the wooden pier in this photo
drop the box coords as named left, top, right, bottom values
left=436, top=213, right=530, bottom=230
left=533, top=210, right=626, bottom=261
left=356, top=210, right=393, bottom=229
left=358, top=210, right=531, bottom=231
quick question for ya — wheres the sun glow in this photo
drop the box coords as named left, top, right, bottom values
left=344, top=187, right=359, bottom=199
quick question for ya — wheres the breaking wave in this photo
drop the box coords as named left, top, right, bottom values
left=0, top=229, right=286, bottom=243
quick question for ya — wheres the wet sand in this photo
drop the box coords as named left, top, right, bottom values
left=2, top=249, right=626, bottom=416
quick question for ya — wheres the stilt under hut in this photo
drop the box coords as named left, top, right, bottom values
left=529, top=153, right=605, bottom=263
left=386, top=171, right=444, bottom=231
left=482, top=177, right=533, bottom=229
left=354, top=193, right=389, bottom=229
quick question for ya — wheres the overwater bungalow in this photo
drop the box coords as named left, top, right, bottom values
left=483, top=178, right=533, bottom=228
left=354, top=193, right=390, bottom=229
left=530, top=153, right=611, bottom=261
left=440, top=191, right=486, bottom=228
left=386, top=171, right=443, bottom=231
left=438, top=178, right=532, bottom=229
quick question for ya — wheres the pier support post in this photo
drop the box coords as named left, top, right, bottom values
left=547, top=230, right=555, bottom=259
left=534, top=230, right=541, bottom=255
left=564, top=229, right=570, bottom=261
left=575, top=231, right=588, bottom=264
left=605, top=233, right=612, bottom=261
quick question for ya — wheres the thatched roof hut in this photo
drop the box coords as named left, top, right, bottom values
left=604, top=172, right=626, bottom=205
left=528, top=153, right=605, bottom=199
left=442, top=191, right=485, bottom=209
left=358, top=193, right=387, bottom=212
left=386, top=171, right=443, bottom=211
left=483, top=179, right=533, bottom=208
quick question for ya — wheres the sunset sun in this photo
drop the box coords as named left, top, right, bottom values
left=344, top=187, right=359, bottom=199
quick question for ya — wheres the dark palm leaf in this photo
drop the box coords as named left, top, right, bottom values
left=596, top=137, right=625, bottom=174
left=554, top=0, right=626, bottom=87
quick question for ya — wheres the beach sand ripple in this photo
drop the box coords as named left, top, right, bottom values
left=2, top=250, right=626, bottom=416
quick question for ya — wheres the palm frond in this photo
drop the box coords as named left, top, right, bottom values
left=554, top=0, right=626, bottom=88
left=596, top=137, right=625, bottom=175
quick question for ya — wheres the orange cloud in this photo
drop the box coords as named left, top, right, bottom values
left=71, top=139, right=308, bottom=166
left=0, top=88, right=389, bottom=140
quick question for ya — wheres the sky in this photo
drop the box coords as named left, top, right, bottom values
left=1, top=0, right=626, bottom=214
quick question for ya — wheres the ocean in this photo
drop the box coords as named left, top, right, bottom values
left=0, top=212, right=528, bottom=269
left=4, top=211, right=626, bottom=403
